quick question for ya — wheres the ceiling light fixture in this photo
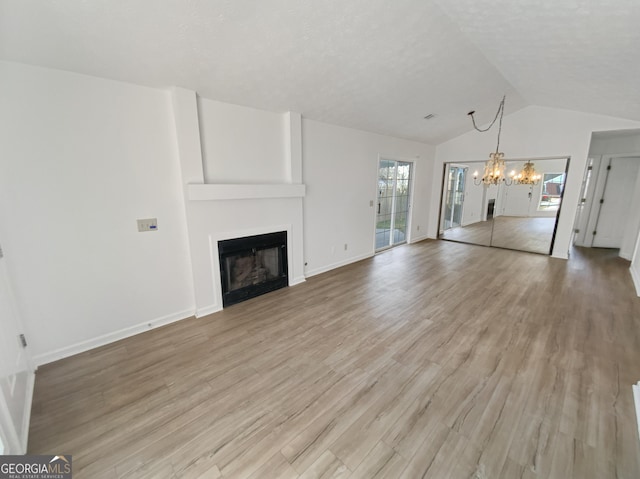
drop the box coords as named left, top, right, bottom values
left=468, top=96, right=507, bottom=186
left=513, top=161, right=541, bottom=185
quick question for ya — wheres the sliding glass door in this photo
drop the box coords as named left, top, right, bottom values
left=376, top=159, right=412, bottom=251
left=443, top=165, right=467, bottom=230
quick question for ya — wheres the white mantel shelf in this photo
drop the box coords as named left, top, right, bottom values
left=187, top=183, right=306, bottom=201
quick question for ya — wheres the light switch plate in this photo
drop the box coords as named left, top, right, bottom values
left=137, top=218, right=158, bottom=232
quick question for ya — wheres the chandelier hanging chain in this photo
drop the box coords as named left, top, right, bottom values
left=468, top=95, right=506, bottom=154
left=495, top=96, right=504, bottom=154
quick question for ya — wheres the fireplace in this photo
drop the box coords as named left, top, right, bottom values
left=218, top=231, right=288, bottom=307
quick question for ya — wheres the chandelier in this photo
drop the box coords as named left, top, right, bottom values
left=468, top=96, right=542, bottom=187
left=513, top=161, right=541, bottom=185
left=469, top=96, right=507, bottom=186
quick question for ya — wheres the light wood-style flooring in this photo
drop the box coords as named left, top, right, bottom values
left=28, top=240, right=640, bottom=478
left=441, top=216, right=556, bottom=254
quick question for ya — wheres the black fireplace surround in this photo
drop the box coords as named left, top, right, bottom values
left=218, top=231, right=288, bottom=307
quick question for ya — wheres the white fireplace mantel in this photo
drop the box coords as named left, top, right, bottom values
left=171, top=88, right=306, bottom=316
left=187, top=183, right=306, bottom=201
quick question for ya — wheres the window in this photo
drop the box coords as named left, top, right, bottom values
left=538, top=173, right=565, bottom=211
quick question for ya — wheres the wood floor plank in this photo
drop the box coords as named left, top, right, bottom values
left=246, top=452, right=297, bottom=479
left=27, top=241, right=640, bottom=479
left=280, top=361, right=408, bottom=473
left=347, top=440, right=406, bottom=479
left=328, top=362, right=439, bottom=470
left=297, top=450, right=350, bottom=479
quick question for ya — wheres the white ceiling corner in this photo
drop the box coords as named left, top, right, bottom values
left=435, top=0, right=640, bottom=124
left=0, top=0, right=638, bottom=144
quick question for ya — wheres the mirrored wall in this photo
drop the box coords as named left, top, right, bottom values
left=438, top=158, right=569, bottom=254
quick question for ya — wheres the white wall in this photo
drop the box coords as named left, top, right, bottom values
left=198, top=99, right=287, bottom=184
left=589, top=132, right=640, bottom=156
left=302, top=120, right=435, bottom=276
left=431, top=106, right=640, bottom=258
left=0, top=62, right=195, bottom=364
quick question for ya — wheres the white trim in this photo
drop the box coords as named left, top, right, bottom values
left=409, top=234, right=431, bottom=244
left=0, top=423, right=7, bottom=455
left=188, top=183, right=306, bottom=201
left=195, top=304, right=221, bottom=318
left=631, top=265, right=640, bottom=297
left=289, top=275, right=306, bottom=286
left=19, top=372, right=35, bottom=453
left=633, top=382, right=640, bottom=441
left=0, top=390, right=20, bottom=454
left=33, top=309, right=194, bottom=366
left=305, top=252, right=374, bottom=278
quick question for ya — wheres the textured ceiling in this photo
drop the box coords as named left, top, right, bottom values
left=0, top=0, right=638, bottom=144
left=435, top=0, right=640, bottom=125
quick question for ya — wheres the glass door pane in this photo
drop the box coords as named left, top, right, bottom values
left=443, top=166, right=466, bottom=230
left=376, top=160, right=394, bottom=250
left=393, top=161, right=412, bottom=245
left=376, top=159, right=412, bottom=251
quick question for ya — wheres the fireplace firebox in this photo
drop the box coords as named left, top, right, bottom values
left=218, top=231, right=288, bottom=307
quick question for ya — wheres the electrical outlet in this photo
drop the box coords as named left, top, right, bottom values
left=369, top=200, right=374, bottom=207
left=344, top=243, right=348, bottom=251
left=137, top=218, right=158, bottom=232
left=417, top=225, right=420, bottom=231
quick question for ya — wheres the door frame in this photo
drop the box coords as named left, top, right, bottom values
left=0, top=250, right=35, bottom=454
left=578, top=155, right=640, bottom=250
left=439, top=163, right=469, bottom=234
left=373, top=156, right=415, bottom=252
left=0, top=392, right=22, bottom=454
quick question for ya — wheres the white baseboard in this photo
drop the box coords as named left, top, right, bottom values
left=195, top=304, right=222, bottom=318
left=409, top=234, right=431, bottom=244
left=305, top=252, right=374, bottom=278
left=33, top=309, right=195, bottom=366
left=631, top=266, right=640, bottom=297
left=289, top=275, right=306, bottom=286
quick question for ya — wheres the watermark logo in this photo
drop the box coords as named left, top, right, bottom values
left=0, top=455, right=72, bottom=478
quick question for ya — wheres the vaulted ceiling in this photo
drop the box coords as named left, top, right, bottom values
left=1, top=0, right=638, bottom=144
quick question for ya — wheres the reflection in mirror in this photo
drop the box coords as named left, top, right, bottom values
left=440, top=163, right=492, bottom=246
left=439, top=158, right=569, bottom=254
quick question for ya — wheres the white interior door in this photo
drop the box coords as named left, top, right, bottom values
left=0, top=249, right=34, bottom=454
left=593, top=158, right=640, bottom=248
left=501, top=185, right=533, bottom=216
